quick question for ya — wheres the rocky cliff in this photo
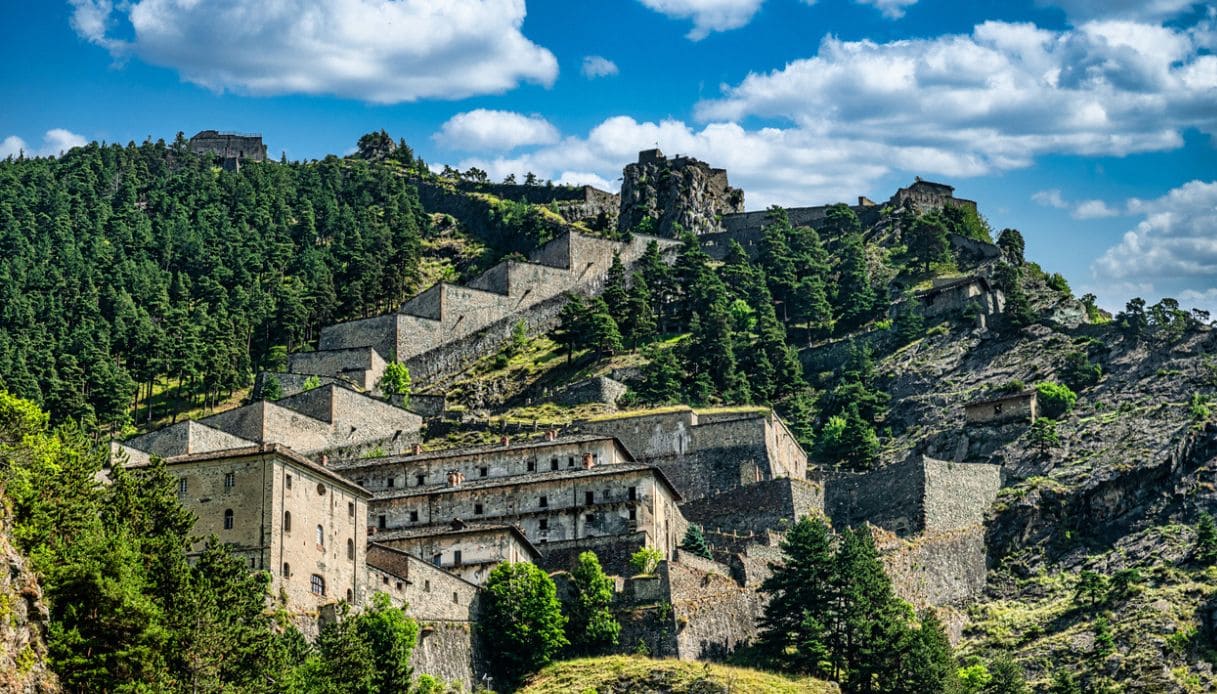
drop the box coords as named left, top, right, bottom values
left=618, top=149, right=744, bottom=237
left=0, top=494, right=58, bottom=693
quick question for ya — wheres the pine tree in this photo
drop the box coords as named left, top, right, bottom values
left=996, top=228, right=1025, bottom=265
left=997, top=263, right=1035, bottom=329
left=602, top=252, right=630, bottom=324
left=833, top=526, right=912, bottom=690
left=639, top=240, right=674, bottom=332
left=636, top=346, right=683, bottom=405
left=261, top=374, right=284, bottom=401
left=891, top=294, right=925, bottom=345
left=984, top=655, right=1030, bottom=694
left=1028, top=417, right=1059, bottom=457
left=680, top=525, right=713, bottom=560
left=587, top=297, right=624, bottom=358
left=759, top=207, right=798, bottom=319
left=899, top=610, right=960, bottom=693
left=792, top=274, right=834, bottom=344
left=625, top=272, right=657, bottom=349
left=835, top=233, right=877, bottom=332
left=1195, top=512, right=1217, bottom=565
left=757, top=516, right=836, bottom=676
left=556, top=293, right=590, bottom=362
left=837, top=403, right=881, bottom=471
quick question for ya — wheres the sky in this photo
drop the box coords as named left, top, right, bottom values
left=2, top=0, right=1215, bottom=316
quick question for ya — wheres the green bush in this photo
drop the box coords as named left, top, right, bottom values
left=628, top=547, right=663, bottom=576
left=1036, top=381, right=1077, bottom=419
left=1059, top=352, right=1101, bottom=391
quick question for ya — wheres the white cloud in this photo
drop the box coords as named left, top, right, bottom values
left=0, top=129, right=88, bottom=158
left=636, top=0, right=766, bottom=40
left=1092, top=181, right=1217, bottom=310
left=1039, top=0, right=1202, bottom=23
left=1033, top=189, right=1123, bottom=219
left=696, top=20, right=1216, bottom=175
left=69, top=0, right=557, bottom=103
left=434, top=110, right=560, bottom=151
left=856, top=0, right=918, bottom=19
left=582, top=56, right=619, bottom=79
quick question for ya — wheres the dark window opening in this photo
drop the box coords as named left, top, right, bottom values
left=283, top=511, right=292, bottom=532
left=551, top=458, right=559, bottom=471
left=454, top=550, right=462, bottom=565
left=377, top=515, right=386, bottom=530
left=480, top=466, right=488, bottom=477
left=310, top=574, right=326, bottom=596
left=416, top=473, right=425, bottom=486
left=282, top=562, right=290, bottom=577
left=432, top=554, right=442, bottom=566
left=628, top=507, right=637, bottom=521
left=539, top=496, right=548, bottom=508
left=224, top=472, right=235, bottom=489
left=409, top=511, right=419, bottom=522
left=285, top=474, right=292, bottom=490
left=585, top=491, right=594, bottom=505
left=628, top=487, right=637, bottom=501
left=527, top=460, right=536, bottom=472
left=539, top=518, right=548, bottom=530
left=388, top=477, right=395, bottom=488
left=475, top=503, right=484, bottom=515
left=223, top=509, right=234, bottom=530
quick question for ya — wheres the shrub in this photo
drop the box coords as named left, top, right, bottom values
left=1036, top=382, right=1077, bottom=419
left=1046, top=272, right=1071, bottom=294
left=628, top=547, right=663, bottom=576
left=1059, top=352, right=1101, bottom=391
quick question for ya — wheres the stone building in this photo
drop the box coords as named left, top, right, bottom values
left=136, top=444, right=372, bottom=614
left=373, top=521, right=540, bottom=586
left=618, top=149, right=744, bottom=236
left=891, top=177, right=978, bottom=214
left=348, top=433, right=686, bottom=572
left=188, top=130, right=267, bottom=170
left=919, top=276, right=1004, bottom=319
left=576, top=407, right=807, bottom=502
left=965, top=390, right=1038, bottom=425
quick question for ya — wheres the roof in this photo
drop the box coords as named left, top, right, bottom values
left=966, top=389, right=1038, bottom=407
left=372, top=522, right=542, bottom=558
left=331, top=434, right=633, bottom=471
left=365, top=543, right=482, bottom=591
left=144, top=443, right=372, bottom=498
left=372, top=460, right=683, bottom=503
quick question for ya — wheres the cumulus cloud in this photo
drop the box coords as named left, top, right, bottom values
left=1093, top=181, right=1217, bottom=281
left=68, top=0, right=558, bottom=103
left=696, top=20, right=1216, bottom=176
left=856, top=0, right=919, bottom=19
left=434, top=110, right=560, bottom=151
left=0, top=129, right=88, bottom=158
left=1033, top=189, right=1123, bottom=219
left=1039, top=0, right=1203, bottom=23
left=582, top=56, right=619, bottom=79
left=636, top=0, right=766, bottom=40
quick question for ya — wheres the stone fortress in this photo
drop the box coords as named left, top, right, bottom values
left=188, top=130, right=268, bottom=171
left=111, top=147, right=1020, bottom=687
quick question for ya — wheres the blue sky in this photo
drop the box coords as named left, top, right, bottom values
left=2, top=0, right=1215, bottom=316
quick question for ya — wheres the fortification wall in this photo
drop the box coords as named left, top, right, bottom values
left=881, top=527, right=989, bottom=608
left=126, top=421, right=253, bottom=458
left=680, top=478, right=824, bottom=536
left=538, top=531, right=650, bottom=577
left=826, top=457, right=926, bottom=536
left=668, top=560, right=764, bottom=661
left=554, top=377, right=628, bottom=409
left=412, top=622, right=483, bottom=690
left=259, top=372, right=354, bottom=400
left=318, top=315, right=398, bottom=360
left=922, top=460, right=1001, bottom=532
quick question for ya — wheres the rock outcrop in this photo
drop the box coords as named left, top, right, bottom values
left=0, top=494, right=58, bottom=693
left=618, top=149, right=744, bottom=237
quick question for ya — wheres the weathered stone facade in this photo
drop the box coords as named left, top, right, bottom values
left=373, top=523, right=539, bottom=586
left=576, top=407, right=808, bottom=502
left=145, top=445, right=371, bottom=617
left=965, top=390, right=1038, bottom=425
left=188, top=130, right=267, bottom=170
left=618, top=149, right=744, bottom=237
left=920, top=276, right=1005, bottom=319
left=679, top=477, right=824, bottom=536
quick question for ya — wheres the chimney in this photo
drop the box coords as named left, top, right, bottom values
left=582, top=452, right=595, bottom=469
left=319, top=454, right=329, bottom=467
left=446, top=470, right=464, bottom=488
left=413, top=443, right=423, bottom=455
left=546, top=429, right=558, bottom=441
left=501, top=435, right=511, bottom=447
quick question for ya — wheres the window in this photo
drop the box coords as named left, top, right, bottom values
left=347, top=538, right=355, bottom=560
left=224, top=472, right=235, bottom=489
left=316, top=525, right=325, bottom=547
left=316, top=483, right=326, bottom=496
left=479, top=466, right=488, bottom=477
left=387, top=477, right=395, bottom=488
left=249, top=557, right=256, bottom=568
left=585, top=491, right=594, bottom=505
left=424, top=579, right=431, bottom=592
left=432, top=554, right=442, bottom=566
left=223, top=509, right=234, bottom=530
left=453, top=592, right=459, bottom=604
left=628, top=507, right=637, bottom=521
left=282, top=563, right=290, bottom=578
left=382, top=576, right=389, bottom=585
left=994, top=404, right=1003, bottom=415
left=454, top=550, right=462, bottom=565
left=346, top=589, right=353, bottom=602
left=550, top=457, right=558, bottom=471
left=409, top=511, right=419, bottom=523
left=285, top=474, right=292, bottom=490
left=310, top=574, right=326, bottom=596
left=415, top=473, right=425, bottom=486
left=283, top=511, right=292, bottom=532
left=568, top=456, right=575, bottom=467
left=527, top=460, right=536, bottom=472
left=628, top=486, right=637, bottom=501
left=539, top=518, right=548, bottom=531
left=348, top=502, right=355, bottom=517
left=539, top=495, right=548, bottom=508
left=586, top=513, right=596, bottom=523
left=396, top=581, right=403, bottom=591
left=474, top=503, right=484, bottom=515
left=603, top=489, right=609, bottom=500
left=378, top=515, right=386, bottom=530
left=178, top=478, right=188, bottom=495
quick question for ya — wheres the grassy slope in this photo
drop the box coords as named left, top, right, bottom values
left=519, top=656, right=837, bottom=694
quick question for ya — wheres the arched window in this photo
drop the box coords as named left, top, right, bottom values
left=223, top=509, right=234, bottom=530
left=310, top=574, right=326, bottom=596
left=346, top=588, right=353, bottom=602
left=283, top=511, right=292, bottom=532
left=316, top=525, right=325, bottom=547
left=282, top=562, right=291, bottom=578
left=347, top=538, right=355, bottom=560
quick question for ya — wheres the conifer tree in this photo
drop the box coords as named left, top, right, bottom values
left=997, top=228, right=1025, bottom=265
left=721, top=240, right=761, bottom=301
left=587, top=297, right=623, bottom=358
left=639, top=240, right=674, bottom=332
left=906, top=211, right=951, bottom=273
left=602, top=252, right=630, bottom=324
left=835, top=233, right=877, bottom=332
left=556, top=293, right=590, bottom=362
left=832, top=527, right=911, bottom=689
left=680, top=524, right=713, bottom=560
left=792, top=274, right=834, bottom=345
left=758, top=516, right=836, bottom=676
left=891, top=294, right=925, bottom=345
left=985, top=655, right=1030, bottom=694
left=837, top=403, right=881, bottom=471
left=997, top=263, right=1035, bottom=329
left=1195, top=512, right=1217, bottom=565
left=760, top=207, right=799, bottom=319
left=625, top=272, right=657, bottom=349
left=899, top=611, right=960, bottom=693
left=636, top=346, right=683, bottom=405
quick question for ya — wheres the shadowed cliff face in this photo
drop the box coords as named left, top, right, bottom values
left=0, top=494, right=58, bottom=694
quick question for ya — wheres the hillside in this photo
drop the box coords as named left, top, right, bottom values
left=519, top=656, right=837, bottom=694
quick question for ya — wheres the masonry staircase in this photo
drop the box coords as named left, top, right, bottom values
left=287, top=231, right=678, bottom=391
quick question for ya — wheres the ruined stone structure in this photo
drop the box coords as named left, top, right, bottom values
left=141, top=445, right=371, bottom=617
left=920, top=276, right=1004, bottom=319
left=307, top=231, right=678, bottom=388
left=618, top=149, right=744, bottom=237
left=965, top=390, right=1038, bottom=425
left=188, top=130, right=267, bottom=171
left=575, top=407, right=808, bottom=502
left=452, top=181, right=620, bottom=230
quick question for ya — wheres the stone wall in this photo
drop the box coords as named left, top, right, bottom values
left=366, top=544, right=479, bottom=621
left=553, top=377, right=628, bottom=409
left=921, top=278, right=1004, bottom=319
left=680, top=478, right=824, bottom=536
left=257, top=372, right=352, bottom=401
left=880, top=526, right=989, bottom=608
left=965, top=391, right=1037, bottom=425
left=668, top=559, right=765, bottom=661
left=539, top=531, right=651, bottom=576
left=188, top=130, right=267, bottom=164
left=922, top=459, right=1002, bottom=533
left=287, top=347, right=385, bottom=390
left=412, top=622, right=483, bottom=690
left=125, top=420, right=252, bottom=458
